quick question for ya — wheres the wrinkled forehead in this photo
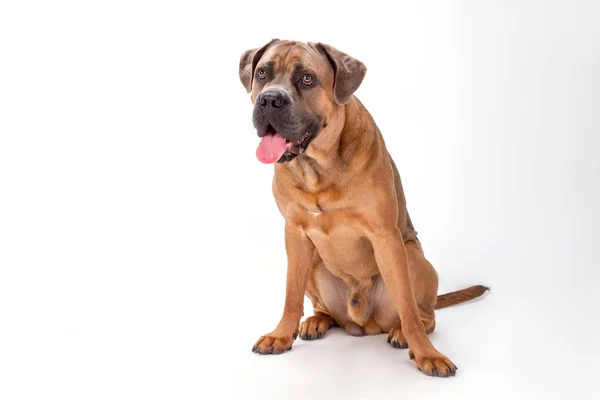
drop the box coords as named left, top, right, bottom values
left=259, top=41, right=332, bottom=77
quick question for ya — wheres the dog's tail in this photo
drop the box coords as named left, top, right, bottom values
left=434, top=285, right=489, bottom=310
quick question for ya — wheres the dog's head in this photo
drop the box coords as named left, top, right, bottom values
left=239, top=40, right=366, bottom=164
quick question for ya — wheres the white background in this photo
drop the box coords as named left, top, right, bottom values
left=1, top=1, right=599, bottom=399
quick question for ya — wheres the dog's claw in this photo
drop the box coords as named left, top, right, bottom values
left=409, top=350, right=457, bottom=377
left=299, top=313, right=334, bottom=342
left=387, top=328, right=408, bottom=349
left=253, top=333, right=295, bottom=355
left=392, top=340, right=407, bottom=349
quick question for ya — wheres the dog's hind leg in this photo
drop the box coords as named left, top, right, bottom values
left=301, top=256, right=350, bottom=341
left=387, top=315, right=436, bottom=349
left=371, top=240, right=439, bottom=348
left=299, top=312, right=336, bottom=340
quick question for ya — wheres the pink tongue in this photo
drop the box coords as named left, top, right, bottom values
left=256, top=133, right=287, bottom=164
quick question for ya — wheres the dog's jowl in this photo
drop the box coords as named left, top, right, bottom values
left=239, top=39, right=487, bottom=377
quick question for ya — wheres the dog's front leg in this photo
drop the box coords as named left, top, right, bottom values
left=252, top=223, right=314, bottom=355
left=370, top=229, right=457, bottom=377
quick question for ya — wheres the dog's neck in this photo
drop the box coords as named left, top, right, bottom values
left=275, top=97, right=380, bottom=193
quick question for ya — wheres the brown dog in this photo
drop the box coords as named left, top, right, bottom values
left=239, top=39, right=487, bottom=377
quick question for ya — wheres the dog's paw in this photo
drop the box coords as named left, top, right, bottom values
left=408, top=349, right=457, bottom=377
left=387, top=327, right=408, bottom=349
left=299, top=312, right=335, bottom=340
left=252, top=332, right=297, bottom=355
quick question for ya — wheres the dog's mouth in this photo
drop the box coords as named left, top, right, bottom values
left=256, top=124, right=316, bottom=164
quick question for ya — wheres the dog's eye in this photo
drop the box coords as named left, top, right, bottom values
left=257, top=69, right=266, bottom=80
left=301, top=74, right=313, bottom=86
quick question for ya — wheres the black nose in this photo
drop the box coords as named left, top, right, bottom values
left=257, top=91, right=289, bottom=111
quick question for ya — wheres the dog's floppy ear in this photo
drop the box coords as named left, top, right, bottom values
left=317, top=43, right=366, bottom=105
left=239, top=39, right=279, bottom=93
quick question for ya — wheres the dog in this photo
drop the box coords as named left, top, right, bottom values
left=239, top=39, right=487, bottom=377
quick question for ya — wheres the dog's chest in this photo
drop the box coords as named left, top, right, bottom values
left=307, top=218, right=378, bottom=280
left=287, top=202, right=379, bottom=280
